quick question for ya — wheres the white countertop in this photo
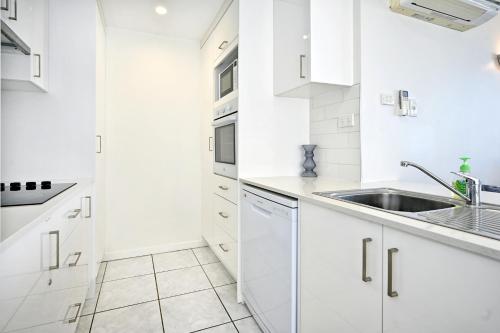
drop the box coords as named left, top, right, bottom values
left=240, top=176, right=500, bottom=261
left=0, top=180, right=92, bottom=248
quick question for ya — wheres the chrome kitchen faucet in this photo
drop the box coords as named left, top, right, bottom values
left=400, top=161, right=481, bottom=206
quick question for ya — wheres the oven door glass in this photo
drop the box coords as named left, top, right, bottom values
left=215, top=123, right=236, bottom=165
left=219, top=64, right=234, bottom=99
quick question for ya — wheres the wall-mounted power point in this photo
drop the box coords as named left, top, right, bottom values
left=380, top=93, right=395, bottom=106
left=408, top=98, right=418, bottom=117
left=338, top=114, right=355, bottom=128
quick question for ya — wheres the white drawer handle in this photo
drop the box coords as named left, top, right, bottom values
left=218, top=212, right=229, bottom=219
left=218, top=244, right=229, bottom=253
left=218, top=185, right=229, bottom=191
left=63, top=303, right=81, bottom=324
left=66, top=209, right=81, bottom=219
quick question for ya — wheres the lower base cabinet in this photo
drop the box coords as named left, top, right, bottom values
left=300, top=202, right=500, bottom=333
left=383, top=227, right=500, bottom=333
left=0, top=184, right=94, bottom=333
left=300, top=202, right=383, bottom=333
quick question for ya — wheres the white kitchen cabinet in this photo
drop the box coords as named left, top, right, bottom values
left=274, top=0, right=358, bottom=98
left=211, top=0, right=238, bottom=61
left=0, top=185, right=94, bottom=332
left=301, top=202, right=500, bottom=333
left=1, top=0, right=34, bottom=46
left=1, top=0, right=49, bottom=92
left=300, top=202, right=383, bottom=333
left=383, top=227, right=500, bottom=333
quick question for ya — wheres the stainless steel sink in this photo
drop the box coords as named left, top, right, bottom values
left=315, top=188, right=459, bottom=212
left=314, top=188, right=500, bottom=241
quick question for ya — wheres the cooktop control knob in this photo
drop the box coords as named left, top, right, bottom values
left=10, top=182, right=21, bottom=191
left=41, top=181, right=52, bottom=189
left=26, top=182, right=37, bottom=190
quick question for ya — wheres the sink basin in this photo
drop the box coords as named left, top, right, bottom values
left=314, top=188, right=500, bottom=241
left=315, top=188, right=457, bottom=213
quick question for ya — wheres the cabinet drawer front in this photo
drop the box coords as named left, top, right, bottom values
left=213, top=174, right=238, bottom=203
left=31, top=265, right=89, bottom=295
left=213, top=194, right=237, bottom=239
left=5, top=285, right=87, bottom=331
left=212, top=224, right=237, bottom=279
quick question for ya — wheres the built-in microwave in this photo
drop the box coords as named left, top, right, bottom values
left=218, top=59, right=238, bottom=99
left=213, top=98, right=238, bottom=179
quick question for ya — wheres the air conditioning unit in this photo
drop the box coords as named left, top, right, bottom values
left=390, top=0, right=500, bottom=31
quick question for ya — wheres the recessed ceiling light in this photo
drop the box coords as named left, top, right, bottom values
left=155, top=6, right=167, bottom=15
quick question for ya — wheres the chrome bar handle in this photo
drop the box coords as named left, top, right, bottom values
left=96, top=135, right=102, bottom=153
left=67, top=209, right=81, bottom=219
left=66, top=251, right=82, bottom=267
left=1, top=0, right=8, bottom=11
left=218, top=185, right=229, bottom=191
left=49, top=231, right=60, bottom=270
left=8, top=0, right=16, bottom=20
left=63, top=303, right=82, bottom=324
left=218, top=212, right=229, bottom=219
left=218, top=40, right=228, bottom=50
left=299, top=54, right=306, bottom=79
left=362, top=238, right=372, bottom=283
left=218, top=244, right=229, bottom=253
left=387, top=248, right=399, bottom=297
left=33, top=54, right=41, bottom=78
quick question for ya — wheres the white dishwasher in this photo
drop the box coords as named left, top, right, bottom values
left=241, top=184, right=298, bottom=333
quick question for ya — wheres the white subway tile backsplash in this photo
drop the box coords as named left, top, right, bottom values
left=343, top=84, right=360, bottom=101
left=310, top=86, right=361, bottom=181
left=311, top=89, right=344, bottom=109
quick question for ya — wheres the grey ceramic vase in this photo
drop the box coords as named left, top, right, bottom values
left=301, top=144, right=318, bottom=177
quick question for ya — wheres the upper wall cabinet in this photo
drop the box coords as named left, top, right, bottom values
left=274, top=0, right=359, bottom=98
left=1, top=0, right=49, bottom=92
left=211, top=0, right=238, bottom=63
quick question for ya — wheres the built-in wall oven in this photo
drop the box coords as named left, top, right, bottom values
left=213, top=97, right=238, bottom=179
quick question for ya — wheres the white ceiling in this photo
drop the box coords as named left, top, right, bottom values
left=99, top=0, right=226, bottom=40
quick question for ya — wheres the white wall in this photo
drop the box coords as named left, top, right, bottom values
left=1, top=0, right=96, bottom=181
left=238, top=0, right=310, bottom=178
left=360, top=0, right=500, bottom=184
left=310, top=85, right=361, bottom=181
left=104, top=28, right=203, bottom=258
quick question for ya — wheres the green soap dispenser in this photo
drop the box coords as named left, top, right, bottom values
left=453, top=157, right=471, bottom=195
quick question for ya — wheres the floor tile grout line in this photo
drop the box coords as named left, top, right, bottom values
left=187, top=320, right=234, bottom=333
left=89, top=261, right=108, bottom=332
left=92, top=299, right=160, bottom=316
left=192, top=248, right=239, bottom=332
left=151, top=255, right=166, bottom=333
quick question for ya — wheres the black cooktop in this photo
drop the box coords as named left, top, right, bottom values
left=1, top=181, right=77, bottom=207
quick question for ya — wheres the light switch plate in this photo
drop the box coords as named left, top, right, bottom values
left=380, top=93, right=395, bottom=106
left=338, top=114, right=355, bottom=128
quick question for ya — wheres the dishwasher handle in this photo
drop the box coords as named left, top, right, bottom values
left=251, top=203, right=273, bottom=218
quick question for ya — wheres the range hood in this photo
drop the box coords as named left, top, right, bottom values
left=1, top=20, right=30, bottom=55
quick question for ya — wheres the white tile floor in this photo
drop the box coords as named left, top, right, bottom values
left=77, top=247, right=261, bottom=333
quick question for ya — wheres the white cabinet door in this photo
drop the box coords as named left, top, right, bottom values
left=212, top=1, right=238, bottom=60
left=383, top=227, right=500, bottom=333
left=2, top=0, right=34, bottom=45
left=274, top=0, right=357, bottom=97
left=273, top=0, right=309, bottom=95
left=300, top=202, right=383, bottom=333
